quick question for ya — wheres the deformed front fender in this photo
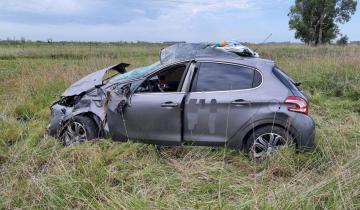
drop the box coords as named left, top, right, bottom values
left=105, top=85, right=131, bottom=142
left=48, top=97, right=107, bottom=138
left=62, top=99, right=105, bottom=122
left=48, top=104, right=70, bottom=137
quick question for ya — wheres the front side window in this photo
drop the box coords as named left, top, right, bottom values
left=136, top=64, right=187, bottom=93
left=192, top=62, right=261, bottom=92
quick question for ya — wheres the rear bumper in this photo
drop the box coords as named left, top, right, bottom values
left=290, top=114, right=316, bottom=151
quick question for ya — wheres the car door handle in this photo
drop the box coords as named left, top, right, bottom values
left=231, top=99, right=250, bottom=106
left=161, top=101, right=178, bottom=108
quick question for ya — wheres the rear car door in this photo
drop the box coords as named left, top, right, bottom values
left=108, top=62, right=189, bottom=144
left=184, top=61, right=263, bottom=145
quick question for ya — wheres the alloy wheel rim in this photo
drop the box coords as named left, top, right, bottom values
left=63, top=121, right=87, bottom=145
left=252, top=132, right=286, bottom=159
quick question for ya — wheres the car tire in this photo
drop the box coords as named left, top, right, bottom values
left=62, top=115, right=100, bottom=146
left=245, top=125, right=292, bottom=160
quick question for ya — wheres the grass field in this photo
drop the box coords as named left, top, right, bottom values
left=0, top=42, right=359, bottom=209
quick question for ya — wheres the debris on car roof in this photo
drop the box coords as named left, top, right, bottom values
left=160, top=41, right=258, bottom=65
left=213, top=40, right=259, bottom=58
left=160, top=43, right=230, bottom=65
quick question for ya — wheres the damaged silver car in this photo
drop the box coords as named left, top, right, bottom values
left=49, top=43, right=315, bottom=159
left=48, top=61, right=159, bottom=145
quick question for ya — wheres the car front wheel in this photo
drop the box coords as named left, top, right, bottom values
left=61, top=116, right=99, bottom=146
left=245, top=125, right=292, bottom=160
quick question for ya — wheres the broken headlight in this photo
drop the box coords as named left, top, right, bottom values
left=58, top=95, right=81, bottom=107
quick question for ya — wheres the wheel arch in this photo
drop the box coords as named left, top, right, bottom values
left=62, top=111, right=104, bottom=137
left=241, top=122, right=296, bottom=151
left=227, top=115, right=299, bottom=150
left=78, top=112, right=102, bottom=128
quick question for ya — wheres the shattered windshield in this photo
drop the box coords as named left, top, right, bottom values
left=108, top=61, right=160, bottom=84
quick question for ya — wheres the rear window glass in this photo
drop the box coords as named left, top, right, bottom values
left=272, top=67, right=301, bottom=91
left=253, top=70, right=262, bottom=87
left=192, top=63, right=260, bottom=92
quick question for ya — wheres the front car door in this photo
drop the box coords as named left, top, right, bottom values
left=108, top=62, right=189, bottom=144
left=183, top=61, right=263, bottom=145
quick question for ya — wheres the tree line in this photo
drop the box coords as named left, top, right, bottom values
left=289, top=0, right=357, bottom=45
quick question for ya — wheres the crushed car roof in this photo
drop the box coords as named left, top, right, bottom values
left=160, top=43, right=273, bottom=70
left=160, top=43, right=240, bottom=65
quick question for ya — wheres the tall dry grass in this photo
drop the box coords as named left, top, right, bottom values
left=0, top=42, right=359, bottom=209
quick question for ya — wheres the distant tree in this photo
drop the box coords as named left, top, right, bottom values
left=288, top=0, right=357, bottom=45
left=337, top=35, right=349, bottom=45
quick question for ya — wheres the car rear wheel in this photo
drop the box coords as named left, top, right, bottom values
left=62, top=116, right=99, bottom=146
left=245, top=125, right=292, bottom=160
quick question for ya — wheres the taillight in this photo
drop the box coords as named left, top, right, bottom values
left=284, top=96, right=309, bottom=115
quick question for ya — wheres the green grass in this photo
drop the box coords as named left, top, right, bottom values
left=0, top=42, right=359, bottom=209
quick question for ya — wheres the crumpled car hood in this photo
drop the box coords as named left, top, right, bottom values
left=62, top=63, right=129, bottom=97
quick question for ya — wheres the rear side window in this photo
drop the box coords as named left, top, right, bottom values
left=253, top=70, right=262, bottom=87
left=192, top=62, right=261, bottom=92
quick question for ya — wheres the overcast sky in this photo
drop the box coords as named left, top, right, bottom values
left=0, top=0, right=359, bottom=43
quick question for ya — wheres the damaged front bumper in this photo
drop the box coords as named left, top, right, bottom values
left=48, top=62, right=136, bottom=141
left=48, top=92, right=110, bottom=139
left=47, top=103, right=73, bottom=137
